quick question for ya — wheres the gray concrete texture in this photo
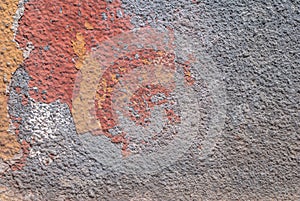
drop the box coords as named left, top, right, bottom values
left=1, top=0, right=299, bottom=200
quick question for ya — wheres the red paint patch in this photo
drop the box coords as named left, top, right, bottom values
left=16, top=0, right=132, bottom=106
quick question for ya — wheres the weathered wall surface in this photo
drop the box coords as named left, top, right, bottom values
left=0, top=0, right=299, bottom=200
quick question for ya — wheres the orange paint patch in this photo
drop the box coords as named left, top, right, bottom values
left=84, top=21, right=94, bottom=30
left=0, top=0, right=23, bottom=160
left=72, top=32, right=86, bottom=69
left=0, top=134, right=21, bottom=161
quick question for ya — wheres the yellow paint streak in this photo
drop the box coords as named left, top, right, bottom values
left=84, top=21, right=94, bottom=30
left=153, top=56, right=174, bottom=84
left=0, top=0, right=23, bottom=160
left=72, top=55, right=103, bottom=133
left=141, top=59, right=151, bottom=65
left=111, top=73, right=118, bottom=83
left=72, top=32, right=86, bottom=69
left=118, top=66, right=127, bottom=72
left=157, top=50, right=164, bottom=56
left=95, top=80, right=107, bottom=109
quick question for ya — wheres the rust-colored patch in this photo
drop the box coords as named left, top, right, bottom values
left=0, top=0, right=23, bottom=160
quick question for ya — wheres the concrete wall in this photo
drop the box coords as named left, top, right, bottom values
left=0, top=0, right=299, bottom=200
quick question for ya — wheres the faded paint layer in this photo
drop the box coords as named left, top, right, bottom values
left=0, top=0, right=23, bottom=160
left=16, top=0, right=195, bottom=154
left=70, top=28, right=193, bottom=156
left=94, top=50, right=180, bottom=153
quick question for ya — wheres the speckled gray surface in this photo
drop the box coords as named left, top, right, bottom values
left=1, top=0, right=299, bottom=200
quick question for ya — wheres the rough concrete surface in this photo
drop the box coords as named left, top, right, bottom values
left=0, top=0, right=299, bottom=200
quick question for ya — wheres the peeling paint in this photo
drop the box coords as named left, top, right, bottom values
left=16, top=0, right=132, bottom=105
